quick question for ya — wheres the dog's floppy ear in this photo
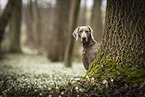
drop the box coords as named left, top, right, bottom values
left=88, top=26, right=95, bottom=41
left=72, top=27, right=79, bottom=41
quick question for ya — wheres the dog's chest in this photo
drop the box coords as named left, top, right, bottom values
left=82, top=43, right=99, bottom=62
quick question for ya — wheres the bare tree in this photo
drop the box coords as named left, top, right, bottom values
left=48, top=0, right=70, bottom=61
left=0, top=0, right=15, bottom=50
left=9, top=0, right=22, bottom=53
left=91, top=0, right=103, bottom=43
left=64, top=0, right=81, bottom=67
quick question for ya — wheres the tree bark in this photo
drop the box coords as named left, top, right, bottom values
left=47, top=0, right=70, bottom=61
left=64, top=0, right=81, bottom=67
left=91, top=0, right=103, bottom=43
left=0, top=0, right=15, bottom=50
left=86, top=0, right=145, bottom=85
left=9, top=0, right=22, bottom=53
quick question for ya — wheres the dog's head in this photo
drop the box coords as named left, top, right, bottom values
left=72, top=26, right=95, bottom=42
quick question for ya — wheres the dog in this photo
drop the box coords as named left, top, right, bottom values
left=72, top=26, right=99, bottom=70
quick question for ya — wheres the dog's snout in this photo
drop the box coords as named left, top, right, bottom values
left=82, top=37, right=86, bottom=40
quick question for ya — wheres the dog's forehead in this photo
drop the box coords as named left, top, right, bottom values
left=79, top=26, right=89, bottom=31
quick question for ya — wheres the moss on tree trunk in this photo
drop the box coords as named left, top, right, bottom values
left=85, top=0, right=145, bottom=85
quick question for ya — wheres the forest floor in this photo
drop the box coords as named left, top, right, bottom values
left=0, top=53, right=144, bottom=96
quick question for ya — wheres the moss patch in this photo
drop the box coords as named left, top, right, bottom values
left=85, top=51, right=145, bottom=86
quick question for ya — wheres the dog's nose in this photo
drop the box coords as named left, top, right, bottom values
left=82, top=37, right=86, bottom=40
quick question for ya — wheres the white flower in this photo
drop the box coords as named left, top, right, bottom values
left=49, top=95, right=52, bottom=97
left=91, top=77, right=94, bottom=81
left=56, top=87, right=59, bottom=89
left=75, top=87, right=78, bottom=90
left=48, top=87, right=51, bottom=90
left=111, top=78, right=114, bottom=82
left=61, top=92, right=64, bottom=95
left=103, top=80, right=107, bottom=84
left=86, top=76, right=89, bottom=79
left=75, top=78, right=80, bottom=81
left=79, top=89, right=82, bottom=92
left=39, top=93, right=42, bottom=96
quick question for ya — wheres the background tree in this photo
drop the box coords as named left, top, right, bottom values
left=0, top=0, right=15, bottom=50
left=47, top=0, right=70, bottom=61
left=86, top=0, right=145, bottom=85
left=91, top=0, right=103, bottom=43
left=64, top=0, right=81, bottom=67
left=9, top=0, right=22, bottom=53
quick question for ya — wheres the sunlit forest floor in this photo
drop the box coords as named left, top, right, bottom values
left=0, top=49, right=144, bottom=96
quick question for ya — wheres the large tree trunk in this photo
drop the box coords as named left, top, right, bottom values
left=91, top=0, right=103, bottom=43
left=64, top=0, right=81, bottom=67
left=0, top=0, right=15, bottom=50
left=9, top=0, right=22, bottom=53
left=86, top=0, right=145, bottom=85
left=47, top=0, right=70, bottom=61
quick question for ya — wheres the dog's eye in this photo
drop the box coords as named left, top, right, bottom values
left=86, top=31, right=89, bottom=33
left=80, top=30, right=82, bottom=33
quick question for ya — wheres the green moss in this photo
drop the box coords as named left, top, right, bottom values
left=85, top=51, right=145, bottom=85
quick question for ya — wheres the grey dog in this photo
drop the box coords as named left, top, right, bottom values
left=73, top=26, right=99, bottom=70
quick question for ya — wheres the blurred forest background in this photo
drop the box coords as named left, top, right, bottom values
left=0, top=0, right=106, bottom=66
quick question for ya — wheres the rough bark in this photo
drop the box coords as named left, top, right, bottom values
left=0, top=0, right=15, bottom=50
left=47, top=0, right=70, bottom=61
left=9, top=0, right=22, bottom=53
left=86, top=0, right=145, bottom=85
left=91, top=0, right=103, bottom=43
left=64, top=0, right=81, bottom=67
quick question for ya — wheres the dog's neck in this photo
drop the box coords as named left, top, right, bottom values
left=82, top=38, right=95, bottom=49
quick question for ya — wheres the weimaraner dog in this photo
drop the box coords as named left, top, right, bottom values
left=73, top=26, right=99, bottom=70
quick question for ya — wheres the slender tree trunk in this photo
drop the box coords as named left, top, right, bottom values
left=64, top=0, right=81, bottom=67
left=0, top=0, right=15, bottom=50
left=25, top=0, right=35, bottom=48
left=91, top=0, right=103, bottom=43
left=47, top=0, right=70, bottom=61
left=86, top=0, right=145, bottom=85
left=35, top=0, right=42, bottom=54
left=9, top=0, right=22, bottom=53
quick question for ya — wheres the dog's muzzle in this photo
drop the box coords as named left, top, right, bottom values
left=81, top=32, right=88, bottom=42
left=81, top=33, right=88, bottom=42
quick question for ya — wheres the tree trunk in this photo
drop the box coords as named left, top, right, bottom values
left=0, top=0, right=15, bottom=50
left=91, top=0, right=103, bottom=43
left=9, top=0, right=22, bottom=53
left=64, top=0, right=81, bottom=67
left=35, top=0, right=42, bottom=54
left=25, top=0, right=35, bottom=48
left=86, top=0, right=145, bottom=85
left=47, top=0, right=70, bottom=61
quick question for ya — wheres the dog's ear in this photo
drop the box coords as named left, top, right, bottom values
left=72, top=27, right=79, bottom=41
left=88, top=26, right=95, bottom=41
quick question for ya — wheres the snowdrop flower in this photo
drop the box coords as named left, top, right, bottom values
left=48, top=87, right=51, bottom=90
left=56, top=87, right=59, bottom=89
left=50, top=75, right=52, bottom=78
left=103, top=80, right=107, bottom=84
left=79, top=89, right=82, bottom=92
left=49, top=95, right=52, bottom=97
left=75, top=78, right=80, bottom=81
left=61, top=92, right=64, bottom=95
left=39, top=93, right=42, bottom=96
left=75, top=87, right=78, bottom=90
left=91, top=77, right=94, bottom=81
left=86, top=75, right=89, bottom=79
left=111, top=78, right=114, bottom=82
